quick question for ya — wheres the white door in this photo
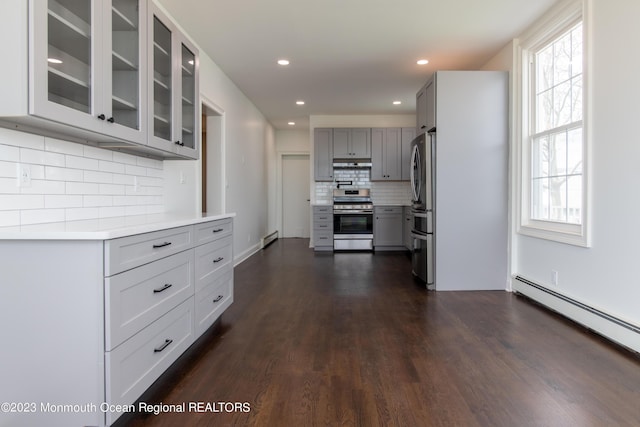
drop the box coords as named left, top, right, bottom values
left=282, top=155, right=310, bottom=238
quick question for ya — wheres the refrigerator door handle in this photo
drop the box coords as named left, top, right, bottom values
left=410, top=231, right=429, bottom=240
left=410, top=144, right=421, bottom=203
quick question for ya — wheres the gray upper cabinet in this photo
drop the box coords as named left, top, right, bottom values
left=314, top=128, right=334, bottom=181
left=29, top=0, right=148, bottom=145
left=333, top=128, right=371, bottom=159
left=147, top=3, right=199, bottom=159
left=400, top=127, right=416, bottom=181
left=0, top=0, right=198, bottom=160
left=416, top=79, right=435, bottom=135
left=371, top=128, right=401, bottom=181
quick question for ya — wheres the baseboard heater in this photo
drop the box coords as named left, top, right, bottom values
left=261, top=230, right=278, bottom=249
left=513, top=275, right=640, bottom=354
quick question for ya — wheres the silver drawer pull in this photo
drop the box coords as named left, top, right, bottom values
left=213, top=257, right=224, bottom=263
left=152, top=241, right=172, bottom=249
left=213, top=295, right=224, bottom=303
left=153, top=339, right=173, bottom=353
left=153, top=283, right=172, bottom=294
left=212, top=228, right=224, bottom=233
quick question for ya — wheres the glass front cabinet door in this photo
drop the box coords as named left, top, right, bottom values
left=148, top=3, right=199, bottom=158
left=30, top=0, right=147, bottom=144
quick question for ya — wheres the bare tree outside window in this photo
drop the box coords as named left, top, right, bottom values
left=531, top=23, right=583, bottom=225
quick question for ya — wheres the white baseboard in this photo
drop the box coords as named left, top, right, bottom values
left=512, top=276, right=640, bottom=354
left=233, top=243, right=261, bottom=267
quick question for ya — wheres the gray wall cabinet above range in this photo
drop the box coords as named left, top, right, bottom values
left=333, top=128, right=371, bottom=159
left=313, top=127, right=414, bottom=182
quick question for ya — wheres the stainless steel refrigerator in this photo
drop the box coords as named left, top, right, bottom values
left=410, top=71, right=508, bottom=291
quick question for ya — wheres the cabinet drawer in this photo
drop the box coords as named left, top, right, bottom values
left=105, top=250, right=194, bottom=351
left=313, top=212, right=333, bottom=224
left=194, top=218, right=233, bottom=246
left=195, top=236, right=233, bottom=293
left=313, top=205, right=332, bottom=214
left=195, top=270, right=233, bottom=337
left=105, top=298, right=194, bottom=422
left=375, top=206, right=402, bottom=214
left=105, top=226, right=193, bottom=276
left=313, top=214, right=333, bottom=232
left=314, top=230, right=334, bottom=247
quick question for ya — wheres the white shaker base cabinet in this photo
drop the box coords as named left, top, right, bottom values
left=0, top=214, right=234, bottom=427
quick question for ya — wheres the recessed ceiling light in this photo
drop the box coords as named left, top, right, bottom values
left=296, top=100, right=305, bottom=105
left=393, top=101, right=402, bottom=105
left=417, top=59, right=429, bottom=65
left=288, top=122, right=295, bottom=126
left=47, top=58, right=63, bottom=64
left=277, top=59, right=290, bottom=66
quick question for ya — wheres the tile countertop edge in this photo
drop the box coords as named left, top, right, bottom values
left=0, top=213, right=236, bottom=241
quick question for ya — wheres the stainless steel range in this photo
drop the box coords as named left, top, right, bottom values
left=333, top=189, right=373, bottom=251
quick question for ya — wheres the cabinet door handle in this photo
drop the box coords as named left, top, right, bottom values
left=212, top=228, right=224, bottom=233
left=107, top=117, right=115, bottom=123
left=213, top=257, right=224, bottom=263
left=153, top=283, right=172, bottom=293
left=175, top=141, right=184, bottom=146
left=213, top=295, right=224, bottom=303
left=153, top=339, right=173, bottom=353
left=152, top=241, right=172, bottom=249
left=97, top=114, right=106, bottom=120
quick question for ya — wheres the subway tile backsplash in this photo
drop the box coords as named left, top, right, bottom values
left=315, top=168, right=411, bottom=205
left=0, top=128, right=164, bottom=227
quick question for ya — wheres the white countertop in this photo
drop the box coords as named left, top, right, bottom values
left=0, top=212, right=236, bottom=240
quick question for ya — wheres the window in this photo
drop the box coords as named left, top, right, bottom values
left=517, top=0, right=589, bottom=246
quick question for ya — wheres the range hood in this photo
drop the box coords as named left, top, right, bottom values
left=333, top=160, right=372, bottom=169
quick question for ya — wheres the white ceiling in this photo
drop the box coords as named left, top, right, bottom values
left=156, top=0, right=559, bottom=129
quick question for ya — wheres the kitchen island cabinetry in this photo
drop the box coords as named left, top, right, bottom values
left=373, top=206, right=405, bottom=250
left=0, top=214, right=233, bottom=427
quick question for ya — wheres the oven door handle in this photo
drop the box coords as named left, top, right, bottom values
left=333, top=210, right=373, bottom=214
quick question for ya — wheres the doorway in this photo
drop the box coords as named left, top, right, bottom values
left=282, top=155, right=310, bottom=238
left=201, top=99, right=224, bottom=214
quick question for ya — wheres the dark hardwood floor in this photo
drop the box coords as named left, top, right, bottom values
left=120, top=238, right=640, bottom=427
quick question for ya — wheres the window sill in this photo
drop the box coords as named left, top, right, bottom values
left=518, top=221, right=589, bottom=247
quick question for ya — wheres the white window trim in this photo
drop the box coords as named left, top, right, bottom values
left=514, top=0, right=592, bottom=247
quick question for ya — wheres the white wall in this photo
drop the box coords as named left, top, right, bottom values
left=505, top=0, right=640, bottom=328
left=193, top=52, right=273, bottom=261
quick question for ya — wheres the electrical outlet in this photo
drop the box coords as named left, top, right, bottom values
left=552, top=270, right=559, bottom=286
left=16, top=164, right=31, bottom=188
